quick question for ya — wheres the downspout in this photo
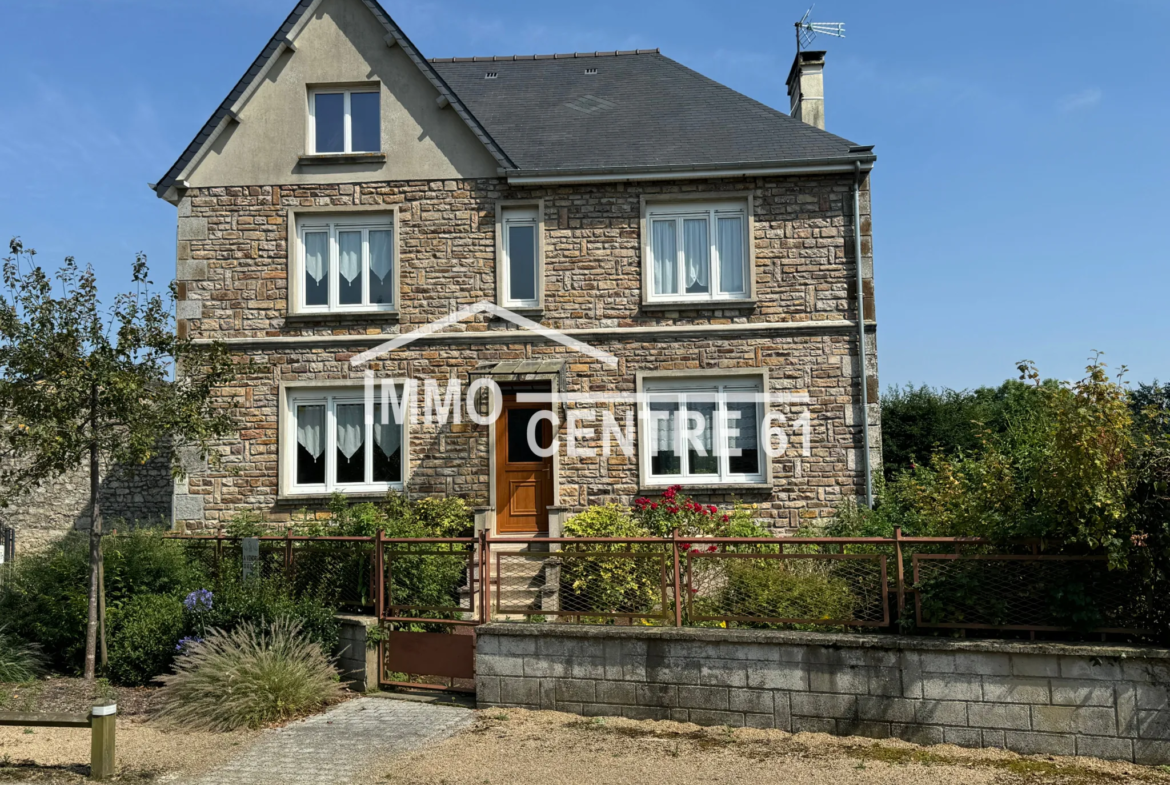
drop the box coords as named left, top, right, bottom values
left=853, top=161, right=874, bottom=507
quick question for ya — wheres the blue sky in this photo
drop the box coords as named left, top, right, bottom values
left=1, top=0, right=1166, bottom=391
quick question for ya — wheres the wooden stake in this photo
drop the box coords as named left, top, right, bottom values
left=90, top=702, right=116, bottom=780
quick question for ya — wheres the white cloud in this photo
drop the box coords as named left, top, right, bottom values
left=1058, top=88, right=1102, bottom=113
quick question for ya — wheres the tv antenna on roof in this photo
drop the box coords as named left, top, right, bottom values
left=796, top=5, right=845, bottom=51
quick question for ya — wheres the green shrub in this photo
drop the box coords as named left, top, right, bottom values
left=0, top=624, right=42, bottom=683
left=103, top=525, right=208, bottom=600
left=106, top=593, right=186, bottom=687
left=155, top=619, right=344, bottom=731
left=291, top=492, right=473, bottom=539
left=563, top=504, right=643, bottom=539
left=559, top=496, right=771, bottom=620
left=561, top=505, right=662, bottom=617
left=0, top=536, right=90, bottom=672
left=880, top=380, right=1048, bottom=479
left=199, top=576, right=340, bottom=654
left=0, top=528, right=206, bottom=673
left=693, top=559, right=858, bottom=628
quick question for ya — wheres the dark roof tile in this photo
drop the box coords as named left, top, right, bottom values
left=432, top=51, right=864, bottom=173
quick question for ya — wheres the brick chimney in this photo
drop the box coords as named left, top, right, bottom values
left=786, top=50, right=826, bottom=130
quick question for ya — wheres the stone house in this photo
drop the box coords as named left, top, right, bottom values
left=153, top=0, right=880, bottom=534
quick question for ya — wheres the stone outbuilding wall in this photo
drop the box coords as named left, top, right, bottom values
left=476, top=624, right=1170, bottom=765
left=0, top=451, right=174, bottom=553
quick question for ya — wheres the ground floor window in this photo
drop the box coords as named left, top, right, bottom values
left=641, top=376, right=764, bottom=485
left=288, top=389, right=403, bottom=494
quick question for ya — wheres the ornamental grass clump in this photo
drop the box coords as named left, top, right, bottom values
left=0, top=624, right=42, bottom=683
left=154, top=618, right=343, bottom=731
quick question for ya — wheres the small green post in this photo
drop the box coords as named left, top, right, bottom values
left=90, top=702, right=116, bottom=781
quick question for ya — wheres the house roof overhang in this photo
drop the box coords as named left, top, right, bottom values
left=499, top=152, right=877, bottom=185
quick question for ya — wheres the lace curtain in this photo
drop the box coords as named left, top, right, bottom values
left=726, top=399, right=758, bottom=451
left=304, top=232, right=328, bottom=284
left=370, top=230, right=393, bottom=281
left=338, top=231, right=362, bottom=285
left=718, top=216, right=744, bottom=294
left=335, top=404, right=364, bottom=460
left=686, top=401, right=715, bottom=453
left=651, top=404, right=677, bottom=454
left=374, top=405, right=400, bottom=458
left=651, top=220, right=677, bottom=295
left=683, top=218, right=709, bottom=292
left=296, top=405, right=325, bottom=460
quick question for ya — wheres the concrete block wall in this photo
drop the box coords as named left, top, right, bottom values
left=336, top=614, right=380, bottom=692
left=476, top=625, right=1170, bottom=765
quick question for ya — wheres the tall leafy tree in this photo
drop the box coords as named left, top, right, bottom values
left=0, top=239, right=235, bottom=679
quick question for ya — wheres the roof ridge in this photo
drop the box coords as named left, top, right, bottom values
left=429, top=49, right=660, bottom=63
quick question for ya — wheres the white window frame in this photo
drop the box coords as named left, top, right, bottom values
left=296, top=215, right=395, bottom=314
left=639, top=376, right=766, bottom=487
left=308, top=87, right=381, bottom=154
left=495, top=199, right=545, bottom=311
left=501, top=206, right=540, bottom=308
left=285, top=388, right=406, bottom=496
left=644, top=199, right=751, bottom=304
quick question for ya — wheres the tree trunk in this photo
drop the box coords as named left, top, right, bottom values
left=84, top=383, right=102, bottom=681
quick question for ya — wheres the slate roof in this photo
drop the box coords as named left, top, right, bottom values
left=155, top=1, right=872, bottom=198
left=432, top=51, right=867, bottom=175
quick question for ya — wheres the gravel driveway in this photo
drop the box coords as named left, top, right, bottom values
left=381, top=708, right=1170, bottom=785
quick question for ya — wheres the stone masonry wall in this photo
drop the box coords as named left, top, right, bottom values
left=178, top=332, right=874, bottom=527
left=172, top=174, right=879, bottom=528
left=176, top=175, right=874, bottom=338
left=0, top=451, right=174, bottom=553
left=477, top=625, right=1170, bottom=765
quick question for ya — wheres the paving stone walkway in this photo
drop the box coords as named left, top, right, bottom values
left=184, top=697, right=473, bottom=785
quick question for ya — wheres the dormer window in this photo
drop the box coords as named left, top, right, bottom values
left=309, top=87, right=380, bottom=154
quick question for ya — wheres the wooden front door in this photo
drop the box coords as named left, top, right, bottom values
left=496, top=397, right=554, bottom=533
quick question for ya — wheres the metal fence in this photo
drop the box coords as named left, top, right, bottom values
left=164, top=529, right=1152, bottom=639
left=912, top=554, right=1143, bottom=634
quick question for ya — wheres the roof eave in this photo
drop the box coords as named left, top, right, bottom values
left=501, top=153, right=876, bottom=185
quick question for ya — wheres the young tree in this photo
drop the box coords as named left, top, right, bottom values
left=0, top=239, right=235, bottom=679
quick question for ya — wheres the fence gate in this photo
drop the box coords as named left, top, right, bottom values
left=377, top=534, right=484, bottom=694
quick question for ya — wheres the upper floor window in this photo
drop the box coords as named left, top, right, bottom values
left=646, top=201, right=750, bottom=303
left=297, top=215, right=394, bottom=313
left=309, top=87, right=380, bottom=154
left=495, top=201, right=544, bottom=311
left=501, top=206, right=539, bottom=308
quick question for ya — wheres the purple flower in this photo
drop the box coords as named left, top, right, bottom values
left=175, top=636, right=203, bottom=653
left=184, top=589, right=214, bottom=611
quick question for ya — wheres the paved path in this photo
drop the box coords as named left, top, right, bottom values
left=184, top=697, right=473, bottom=785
